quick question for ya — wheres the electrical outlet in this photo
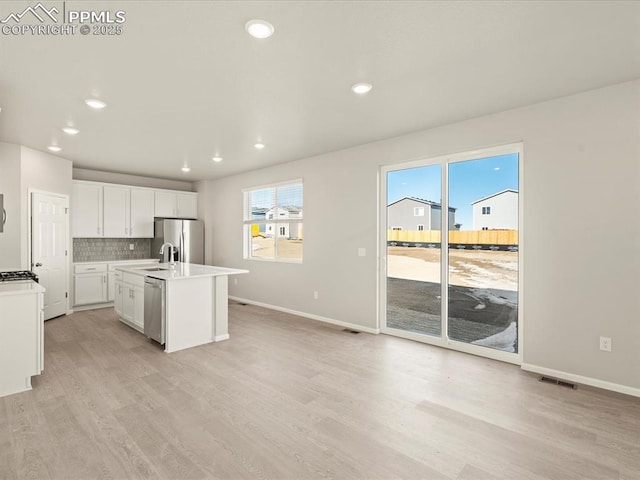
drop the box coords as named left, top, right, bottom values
left=358, top=247, right=366, bottom=257
left=599, top=336, right=612, bottom=352
left=233, top=277, right=238, bottom=285
left=313, top=291, right=319, bottom=300
left=129, top=243, right=134, bottom=250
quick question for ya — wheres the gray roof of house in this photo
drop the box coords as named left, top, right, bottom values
left=470, top=189, right=518, bottom=205
left=387, top=196, right=456, bottom=211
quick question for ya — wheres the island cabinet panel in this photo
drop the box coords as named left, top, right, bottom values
left=165, top=276, right=213, bottom=353
left=114, top=279, right=124, bottom=317
left=115, top=272, right=146, bottom=332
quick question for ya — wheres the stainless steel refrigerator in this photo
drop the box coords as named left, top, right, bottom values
left=152, top=218, right=204, bottom=264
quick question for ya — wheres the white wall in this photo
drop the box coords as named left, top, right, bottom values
left=73, top=168, right=194, bottom=192
left=198, top=80, right=640, bottom=393
left=0, top=143, right=22, bottom=269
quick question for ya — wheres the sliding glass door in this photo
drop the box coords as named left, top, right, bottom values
left=381, top=144, right=522, bottom=363
left=386, top=164, right=442, bottom=337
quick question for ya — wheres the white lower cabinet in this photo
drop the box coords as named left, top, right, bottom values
left=114, top=277, right=124, bottom=317
left=73, top=264, right=108, bottom=306
left=0, top=284, right=45, bottom=398
left=74, top=260, right=158, bottom=308
left=115, top=272, right=145, bottom=332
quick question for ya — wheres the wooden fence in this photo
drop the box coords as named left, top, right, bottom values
left=388, top=229, right=518, bottom=245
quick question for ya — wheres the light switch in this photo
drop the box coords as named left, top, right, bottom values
left=358, top=248, right=366, bottom=257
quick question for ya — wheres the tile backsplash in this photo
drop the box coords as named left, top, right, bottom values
left=73, top=238, right=153, bottom=262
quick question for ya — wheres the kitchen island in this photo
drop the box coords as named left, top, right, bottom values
left=116, top=263, right=248, bottom=353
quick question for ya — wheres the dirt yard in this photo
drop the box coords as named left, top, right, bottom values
left=251, top=237, right=303, bottom=260
left=387, top=246, right=518, bottom=291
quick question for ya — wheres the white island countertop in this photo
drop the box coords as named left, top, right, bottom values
left=116, top=262, right=248, bottom=280
left=0, top=280, right=46, bottom=297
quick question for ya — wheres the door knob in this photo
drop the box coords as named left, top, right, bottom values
left=34, top=262, right=43, bottom=267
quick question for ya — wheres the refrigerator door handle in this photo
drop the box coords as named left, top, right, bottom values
left=181, top=229, right=185, bottom=263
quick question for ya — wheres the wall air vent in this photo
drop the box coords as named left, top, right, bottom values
left=342, top=329, right=360, bottom=334
left=539, top=376, right=577, bottom=389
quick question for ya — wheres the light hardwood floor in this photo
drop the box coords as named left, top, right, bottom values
left=1, top=302, right=639, bottom=479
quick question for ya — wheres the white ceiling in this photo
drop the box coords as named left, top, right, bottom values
left=1, top=1, right=639, bottom=182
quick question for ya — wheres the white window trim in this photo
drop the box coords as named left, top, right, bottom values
left=243, top=179, right=303, bottom=263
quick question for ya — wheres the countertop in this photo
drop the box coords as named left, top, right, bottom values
left=116, top=263, right=249, bottom=281
left=0, top=280, right=46, bottom=297
left=73, top=259, right=159, bottom=265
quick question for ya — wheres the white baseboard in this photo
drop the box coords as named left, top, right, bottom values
left=214, top=334, right=230, bottom=342
left=228, top=296, right=380, bottom=335
left=72, top=302, right=113, bottom=312
left=521, top=363, right=640, bottom=398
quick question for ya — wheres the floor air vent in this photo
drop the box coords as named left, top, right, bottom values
left=539, top=376, right=577, bottom=389
left=342, top=329, right=360, bottom=334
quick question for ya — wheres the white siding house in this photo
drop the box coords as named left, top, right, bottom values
left=265, top=207, right=303, bottom=238
left=471, top=189, right=518, bottom=230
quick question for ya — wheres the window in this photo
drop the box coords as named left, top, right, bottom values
left=417, top=224, right=424, bottom=231
left=482, top=206, right=491, bottom=215
left=414, top=207, right=425, bottom=216
left=243, top=180, right=303, bottom=262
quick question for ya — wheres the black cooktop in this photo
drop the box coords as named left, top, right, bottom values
left=0, top=271, right=39, bottom=282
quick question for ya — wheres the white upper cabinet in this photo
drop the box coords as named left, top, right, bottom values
left=72, top=181, right=196, bottom=237
left=129, top=188, right=154, bottom=237
left=177, top=193, right=197, bottom=218
left=154, top=191, right=197, bottom=219
left=154, top=191, right=177, bottom=217
left=72, top=182, right=103, bottom=237
left=103, top=185, right=130, bottom=237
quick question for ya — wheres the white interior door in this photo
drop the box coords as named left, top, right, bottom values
left=32, top=192, right=68, bottom=320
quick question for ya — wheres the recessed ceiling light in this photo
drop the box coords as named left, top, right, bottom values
left=254, top=143, right=265, bottom=150
left=85, top=98, right=107, bottom=109
left=245, top=19, right=274, bottom=39
left=47, top=145, right=61, bottom=152
left=351, top=83, right=373, bottom=95
left=62, top=127, right=79, bottom=135
left=212, top=156, right=223, bottom=163
left=181, top=166, right=191, bottom=173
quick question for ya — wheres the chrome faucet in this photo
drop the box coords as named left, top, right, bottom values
left=159, top=242, right=176, bottom=265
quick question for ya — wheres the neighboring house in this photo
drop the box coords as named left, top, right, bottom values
left=387, top=197, right=458, bottom=231
left=265, top=206, right=303, bottom=238
left=471, top=189, right=518, bottom=230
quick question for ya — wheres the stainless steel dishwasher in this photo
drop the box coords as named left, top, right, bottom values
left=144, top=277, right=166, bottom=345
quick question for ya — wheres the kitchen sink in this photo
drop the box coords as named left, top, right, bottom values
left=139, top=267, right=168, bottom=271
